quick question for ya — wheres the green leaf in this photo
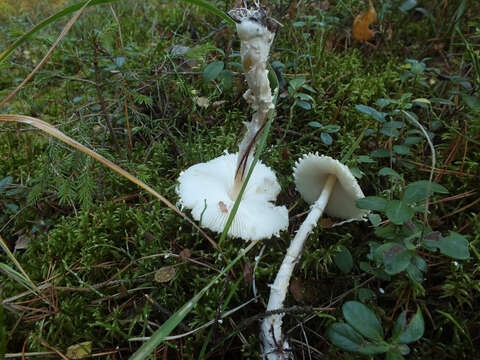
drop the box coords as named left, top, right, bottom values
left=323, top=125, right=341, bottom=133
left=379, top=167, right=403, bottom=181
left=386, top=350, right=406, bottom=360
left=334, top=246, right=353, bottom=274
left=327, top=323, right=364, bottom=352
left=393, top=145, right=410, bottom=155
left=462, top=94, right=480, bottom=111
left=202, top=61, right=224, bottom=82
left=404, top=136, right=422, bottom=145
left=289, top=77, right=306, bottom=91
left=321, top=132, right=333, bottom=145
left=219, top=70, right=233, bottom=89
left=392, top=308, right=425, bottom=344
left=399, top=0, right=418, bottom=11
left=308, top=121, right=322, bottom=128
left=358, top=288, right=376, bottom=303
left=0, top=176, right=13, bottom=192
left=437, top=232, right=470, bottom=260
left=410, top=62, right=425, bottom=74
left=406, top=256, right=426, bottom=283
left=368, top=213, right=382, bottom=227
left=403, top=180, right=448, bottom=203
left=327, top=323, right=388, bottom=355
left=385, top=200, right=414, bottom=225
left=375, top=243, right=412, bottom=275
left=342, top=301, right=384, bottom=341
left=371, top=149, right=391, bottom=158
left=315, top=312, right=336, bottom=321
left=358, top=155, right=376, bottom=163
left=295, top=100, right=312, bottom=110
left=295, top=92, right=315, bottom=102
left=357, top=196, right=388, bottom=211
left=355, top=105, right=387, bottom=122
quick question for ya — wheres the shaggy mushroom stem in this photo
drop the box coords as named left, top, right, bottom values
left=261, top=174, right=336, bottom=358
left=229, top=3, right=276, bottom=199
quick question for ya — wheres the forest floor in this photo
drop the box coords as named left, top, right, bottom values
left=1, top=0, right=479, bottom=359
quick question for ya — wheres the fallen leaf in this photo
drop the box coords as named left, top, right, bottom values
left=179, top=248, right=191, bottom=260
left=14, top=236, right=30, bottom=250
left=352, top=4, right=377, bottom=41
left=319, top=1, right=330, bottom=11
left=289, top=278, right=303, bottom=302
left=194, top=96, right=210, bottom=108
left=243, top=260, right=253, bottom=284
left=154, top=266, right=175, bottom=283
left=66, top=342, right=92, bottom=359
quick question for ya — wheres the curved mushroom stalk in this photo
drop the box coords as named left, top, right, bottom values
left=261, top=154, right=368, bottom=359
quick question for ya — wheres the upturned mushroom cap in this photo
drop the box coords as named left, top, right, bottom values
left=293, top=153, right=368, bottom=220
left=177, top=153, right=288, bottom=241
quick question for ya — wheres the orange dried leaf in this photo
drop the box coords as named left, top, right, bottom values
left=352, top=5, right=377, bottom=41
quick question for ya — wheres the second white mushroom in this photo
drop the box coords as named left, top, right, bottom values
left=261, top=153, right=368, bottom=359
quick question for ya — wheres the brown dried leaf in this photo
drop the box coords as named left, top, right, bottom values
left=352, top=5, right=377, bottom=41
left=66, top=342, right=92, bottom=359
left=179, top=248, right=191, bottom=260
left=289, top=278, right=303, bottom=302
left=243, top=260, right=253, bottom=285
left=154, top=266, right=175, bottom=283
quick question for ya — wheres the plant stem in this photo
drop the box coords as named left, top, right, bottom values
left=92, top=39, right=122, bottom=156
left=261, top=174, right=337, bottom=359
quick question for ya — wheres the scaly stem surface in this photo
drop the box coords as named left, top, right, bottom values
left=261, top=174, right=337, bottom=359
left=229, top=4, right=275, bottom=198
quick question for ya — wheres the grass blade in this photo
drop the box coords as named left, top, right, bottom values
left=0, top=0, right=233, bottom=64
left=0, top=263, right=37, bottom=293
left=182, top=0, right=235, bottom=25
left=0, top=114, right=217, bottom=249
left=0, top=234, right=37, bottom=293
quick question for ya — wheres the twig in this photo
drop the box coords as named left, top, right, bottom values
left=35, top=338, right=69, bottom=360
left=110, top=5, right=124, bottom=48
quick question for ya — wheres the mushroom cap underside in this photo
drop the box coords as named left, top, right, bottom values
left=294, top=153, right=368, bottom=220
left=177, top=153, right=288, bottom=241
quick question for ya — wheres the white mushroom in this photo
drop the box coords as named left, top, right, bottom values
left=261, top=153, right=368, bottom=359
left=176, top=3, right=287, bottom=242
left=176, top=152, right=288, bottom=241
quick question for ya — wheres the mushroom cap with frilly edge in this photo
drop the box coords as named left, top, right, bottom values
left=177, top=153, right=288, bottom=241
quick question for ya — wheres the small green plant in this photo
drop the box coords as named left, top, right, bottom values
left=327, top=301, right=425, bottom=359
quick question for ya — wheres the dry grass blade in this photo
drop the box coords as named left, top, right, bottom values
left=402, top=111, right=436, bottom=229
left=0, top=0, right=93, bottom=109
left=0, top=234, right=38, bottom=293
left=0, top=114, right=217, bottom=249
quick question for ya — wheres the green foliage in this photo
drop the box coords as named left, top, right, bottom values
left=328, top=302, right=425, bottom=359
